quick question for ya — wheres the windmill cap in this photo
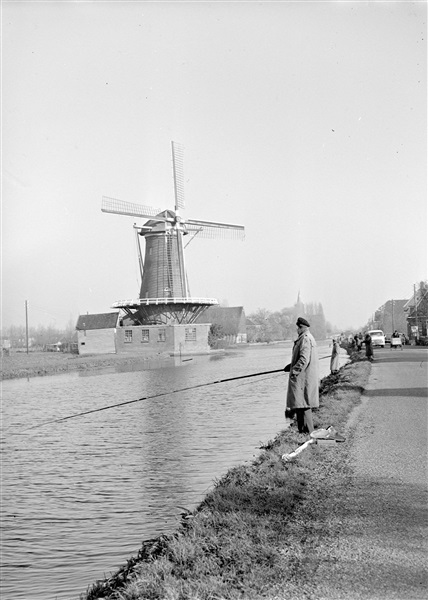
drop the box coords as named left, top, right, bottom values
left=296, top=317, right=310, bottom=327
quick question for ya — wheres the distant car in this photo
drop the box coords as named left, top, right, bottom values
left=385, top=334, right=391, bottom=345
left=367, top=329, right=386, bottom=347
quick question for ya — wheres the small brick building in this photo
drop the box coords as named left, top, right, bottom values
left=76, top=312, right=120, bottom=355
left=116, top=323, right=210, bottom=356
left=76, top=312, right=210, bottom=356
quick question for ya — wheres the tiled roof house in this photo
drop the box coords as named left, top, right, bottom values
left=195, top=306, right=247, bottom=343
left=404, top=281, right=428, bottom=342
left=76, top=312, right=119, bottom=354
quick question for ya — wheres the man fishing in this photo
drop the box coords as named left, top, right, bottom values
left=284, top=317, right=319, bottom=434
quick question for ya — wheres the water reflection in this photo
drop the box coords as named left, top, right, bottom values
left=2, top=342, right=340, bottom=600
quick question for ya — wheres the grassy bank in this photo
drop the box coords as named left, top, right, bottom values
left=1, top=351, right=169, bottom=380
left=81, top=358, right=371, bottom=600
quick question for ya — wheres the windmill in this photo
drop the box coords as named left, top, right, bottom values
left=102, top=142, right=245, bottom=326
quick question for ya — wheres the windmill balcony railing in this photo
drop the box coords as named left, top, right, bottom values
left=112, top=297, right=219, bottom=308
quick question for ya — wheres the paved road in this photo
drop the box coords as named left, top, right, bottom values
left=312, top=346, right=428, bottom=600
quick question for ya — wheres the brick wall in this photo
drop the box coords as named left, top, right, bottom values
left=116, top=324, right=210, bottom=355
left=77, top=329, right=116, bottom=354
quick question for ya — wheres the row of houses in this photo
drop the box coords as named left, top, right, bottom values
left=370, top=281, right=428, bottom=344
left=404, top=281, right=428, bottom=343
left=75, top=282, right=427, bottom=356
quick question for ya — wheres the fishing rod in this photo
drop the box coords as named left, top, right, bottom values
left=28, top=368, right=284, bottom=430
left=28, top=354, right=332, bottom=431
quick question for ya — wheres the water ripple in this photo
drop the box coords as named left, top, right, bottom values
left=2, top=343, right=338, bottom=600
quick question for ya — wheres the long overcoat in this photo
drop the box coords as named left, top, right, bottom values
left=286, top=330, right=319, bottom=409
left=330, top=340, right=340, bottom=372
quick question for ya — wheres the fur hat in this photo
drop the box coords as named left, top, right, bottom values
left=296, top=317, right=310, bottom=327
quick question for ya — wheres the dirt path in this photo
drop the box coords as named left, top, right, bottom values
left=306, top=347, right=428, bottom=600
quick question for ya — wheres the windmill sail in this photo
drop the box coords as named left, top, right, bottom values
left=102, top=196, right=164, bottom=220
left=186, top=218, right=245, bottom=240
left=171, top=141, right=185, bottom=211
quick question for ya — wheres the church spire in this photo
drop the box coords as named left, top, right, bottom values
left=294, top=290, right=305, bottom=317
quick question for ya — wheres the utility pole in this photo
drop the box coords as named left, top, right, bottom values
left=25, top=300, right=29, bottom=354
left=414, top=283, right=419, bottom=341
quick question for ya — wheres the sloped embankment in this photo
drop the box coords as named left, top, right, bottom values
left=1, top=351, right=170, bottom=380
left=81, top=359, right=371, bottom=600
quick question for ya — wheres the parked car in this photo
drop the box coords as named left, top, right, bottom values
left=385, top=334, right=391, bottom=345
left=367, top=329, right=386, bottom=347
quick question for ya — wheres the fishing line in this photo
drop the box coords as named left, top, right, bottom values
left=28, top=368, right=285, bottom=430
left=27, top=354, right=333, bottom=431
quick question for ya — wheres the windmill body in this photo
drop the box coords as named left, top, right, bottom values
left=102, top=143, right=244, bottom=327
left=139, top=211, right=188, bottom=300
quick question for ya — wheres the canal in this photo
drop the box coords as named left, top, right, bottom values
left=1, top=341, right=341, bottom=600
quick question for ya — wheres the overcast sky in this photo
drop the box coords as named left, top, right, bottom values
left=2, top=1, right=427, bottom=331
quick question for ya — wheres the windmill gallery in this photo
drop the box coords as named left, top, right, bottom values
left=75, top=143, right=245, bottom=357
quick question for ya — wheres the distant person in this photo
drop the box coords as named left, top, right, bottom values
left=330, top=337, right=341, bottom=373
left=284, top=317, right=319, bottom=434
left=364, top=333, right=374, bottom=361
left=353, top=334, right=361, bottom=351
left=355, top=333, right=363, bottom=352
left=392, top=330, right=400, bottom=338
